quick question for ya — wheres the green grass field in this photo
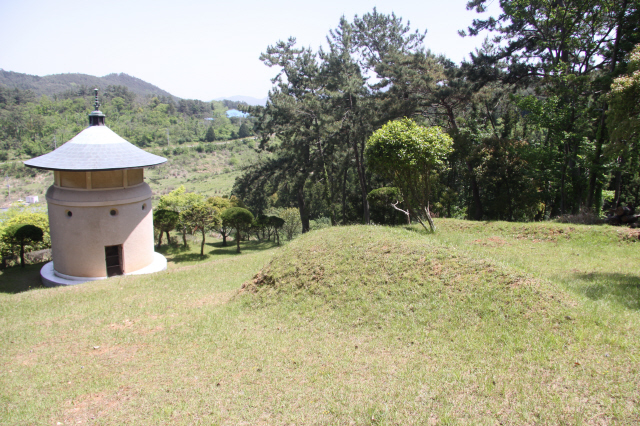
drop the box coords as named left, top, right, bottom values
left=1, top=221, right=639, bottom=425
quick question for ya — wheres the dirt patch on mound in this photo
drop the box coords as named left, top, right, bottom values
left=515, top=226, right=575, bottom=242
left=241, top=269, right=275, bottom=293
left=472, top=236, right=508, bottom=247
left=60, top=387, right=138, bottom=425
left=620, top=228, right=640, bottom=242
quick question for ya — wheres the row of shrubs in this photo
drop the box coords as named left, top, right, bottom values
left=0, top=189, right=330, bottom=268
left=153, top=186, right=312, bottom=256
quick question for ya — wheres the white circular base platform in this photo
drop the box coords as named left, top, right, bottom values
left=40, top=252, right=167, bottom=287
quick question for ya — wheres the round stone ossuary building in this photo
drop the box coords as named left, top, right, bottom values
left=24, top=90, right=168, bottom=286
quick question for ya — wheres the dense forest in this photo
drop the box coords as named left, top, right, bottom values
left=234, top=1, right=640, bottom=229
left=0, top=84, right=256, bottom=165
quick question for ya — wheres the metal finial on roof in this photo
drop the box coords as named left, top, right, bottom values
left=89, top=89, right=105, bottom=126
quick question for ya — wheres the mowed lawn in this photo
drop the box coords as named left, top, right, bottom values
left=1, top=221, right=639, bottom=425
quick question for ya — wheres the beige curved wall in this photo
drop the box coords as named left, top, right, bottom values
left=46, top=183, right=155, bottom=278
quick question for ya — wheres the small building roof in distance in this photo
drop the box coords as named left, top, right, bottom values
left=24, top=126, right=167, bottom=171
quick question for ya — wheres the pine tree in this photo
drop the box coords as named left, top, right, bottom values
left=238, top=123, right=251, bottom=138
left=205, top=125, right=215, bottom=142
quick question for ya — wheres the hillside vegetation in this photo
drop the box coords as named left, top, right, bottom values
left=146, top=138, right=262, bottom=201
left=0, top=138, right=261, bottom=208
left=0, top=79, right=261, bottom=207
left=1, top=222, right=638, bottom=425
left=0, top=70, right=177, bottom=100
left=0, top=83, right=257, bottom=168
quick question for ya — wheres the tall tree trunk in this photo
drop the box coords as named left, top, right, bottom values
left=200, top=229, right=206, bottom=256
left=587, top=111, right=607, bottom=209
left=614, top=157, right=623, bottom=208
left=351, top=133, right=370, bottom=224
left=317, top=136, right=337, bottom=225
left=346, top=93, right=370, bottom=225
left=182, top=226, right=188, bottom=247
left=341, top=161, right=349, bottom=224
left=449, top=117, right=482, bottom=221
left=560, top=162, right=567, bottom=216
left=588, top=0, right=627, bottom=210
left=466, top=161, right=483, bottom=220
left=20, top=243, right=25, bottom=268
left=236, top=230, right=242, bottom=253
left=568, top=111, right=582, bottom=214
left=297, top=184, right=310, bottom=233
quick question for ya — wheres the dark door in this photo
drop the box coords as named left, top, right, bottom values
left=105, top=245, right=123, bottom=277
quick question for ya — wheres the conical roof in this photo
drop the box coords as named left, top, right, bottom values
left=24, top=89, right=166, bottom=171
left=24, top=126, right=167, bottom=171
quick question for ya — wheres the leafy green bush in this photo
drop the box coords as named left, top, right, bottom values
left=366, top=118, right=453, bottom=232
left=2, top=223, right=44, bottom=267
left=0, top=209, right=50, bottom=256
left=280, top=208, right=302, bottom=240
left=309, top=217, right=332, bottom=230
left=269, top=215, right=285, bottom=245
left=154, top=209, right=179, bottom=246
left=180, top=202, right=221, bottom=256
left=221, top=207, right=254, bottom=253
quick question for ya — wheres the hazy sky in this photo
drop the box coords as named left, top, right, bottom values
left=0, top=0, right=500, bottom=101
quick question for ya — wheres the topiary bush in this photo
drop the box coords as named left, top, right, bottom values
left=2, top=223, right=44, bottom=268
left=221, top=207, right=254, bottom=253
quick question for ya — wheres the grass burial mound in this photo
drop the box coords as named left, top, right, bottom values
left=243, top=225, right=639, bottom=424
left=1, top=223, right=639, bottom=425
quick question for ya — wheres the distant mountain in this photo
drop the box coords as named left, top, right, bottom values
left=0, top=70, right=178, bottom=100
left=216, top=95, right=267, bottom=106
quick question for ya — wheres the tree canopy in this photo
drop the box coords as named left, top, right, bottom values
left=153, top=209, right=179, bottom=247
left=366, top=118, right=453, bottom=232
left=158, top=186, right=204, bottom=247
left=220, top=207, right=255, bottom=253
left=233, top=4, right=640, bottom=226
left=180, top=203, right=221, bottom=256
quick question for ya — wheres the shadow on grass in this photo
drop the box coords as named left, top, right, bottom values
left=156, top=239, right=280, bottom=265
left=155, top=244, right=192, bottom=256
left=0, top=262, right=46, bottom=294
left=402, top=224, right=434, bottom=234
left=171, top=252, right=213, bottom=262
left=574, top=272, right=640, bottom=310
left=207, top=240, right=279, bottom=256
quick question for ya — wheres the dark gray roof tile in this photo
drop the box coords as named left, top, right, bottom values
left=24, top=126, right=167, bottom=171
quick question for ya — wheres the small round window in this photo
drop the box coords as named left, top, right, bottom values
left=66, top=210, right=72, bottom=217
left=110, top=209, right=118, bottom=216
left=142, top=203, right=147, bottom=211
